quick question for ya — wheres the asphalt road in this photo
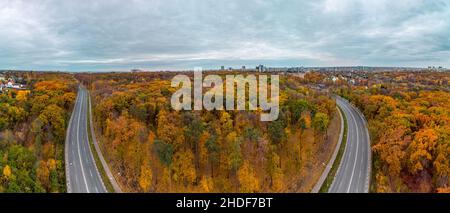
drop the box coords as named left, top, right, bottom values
left=329, top=96, right=371, bottom=193
left=66, top=86, right=106, bottom=193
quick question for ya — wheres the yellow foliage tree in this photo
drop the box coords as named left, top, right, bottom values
left=156, top=110, right=184, bottom=149
left=15, top=90, right=30, bottom=102
left=271, top=167, right=284, bottom=191
left=199, top=176, right=214, bottom=192
left=139, top=162, right=153, bottom=192
left=237, top=161, right=260, bottom=193
left=172, top=150, right=196, bottom=186
left=3, top=165, right=12, bottom=179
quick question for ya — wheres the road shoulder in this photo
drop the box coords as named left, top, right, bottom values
left=65, top=88, right=79, bottom=193
left=311, top=105, right=345, bottom=193
left=87, top=89, right=123, bottom=193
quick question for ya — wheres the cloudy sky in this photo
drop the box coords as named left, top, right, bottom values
left=1, top=0, right=449, bottom=71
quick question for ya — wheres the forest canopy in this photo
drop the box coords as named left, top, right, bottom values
left=334, top=71, right=450, bottom=192
left=0, top=72, right=77, bottom=192
left=76, top=71, right=338, bottom=192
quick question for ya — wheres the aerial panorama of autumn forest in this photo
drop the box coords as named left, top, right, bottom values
left=0, top=70, right=448, bottom=193
left=1, top=1, right=450, bottom=201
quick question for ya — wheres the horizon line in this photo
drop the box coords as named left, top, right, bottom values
left=1, top=65, right=443, bottom=73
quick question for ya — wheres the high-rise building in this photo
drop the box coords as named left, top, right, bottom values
left=257, top=65, right=265, bottom=72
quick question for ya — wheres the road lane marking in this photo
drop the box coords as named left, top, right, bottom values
left=335, top=100, right=349, bottom=192
left=355, top=106, right=372, bottom=193
left=331, top=99, right=351, bottom=192
left=345, top=102, right=359, bottom=193
left=74, top=171, right=79, bottom=189
left=355, top=116, right=365, bottom=192
left=330, top=97, right=371, bottom=193
left=337, top=102, right=354, bottom=191
left=76, top=90, right=90, bottom=193
left=84, top=89, right=108, bottom=193
left=67, top=90, right=82, bottom=193
left=330, top=99, right=348, bottom=192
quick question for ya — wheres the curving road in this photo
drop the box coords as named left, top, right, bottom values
left=65, top=86, right=106, bottom=193
left=329, top=96, right=371, bottom=193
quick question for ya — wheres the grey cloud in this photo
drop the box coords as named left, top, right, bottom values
left=0, top=0, right=449, bottom=71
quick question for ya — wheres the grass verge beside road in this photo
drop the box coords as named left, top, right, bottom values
left=86, top=96, right=115, bottom=193
left=319, top=106, right=348, bottom=192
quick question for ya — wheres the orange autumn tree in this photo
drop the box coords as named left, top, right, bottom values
left=408, top=128, right=438, bottom=174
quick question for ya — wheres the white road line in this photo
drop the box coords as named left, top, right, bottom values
left=357, top=109, right=372, bottom=192
left=76, top=90, right=90, bottom=193
left=346, top=103, right=359, bottom=193
left=83, top=137, right=88, bottom=163
left=330, top=97, right=371, bottom=193
left=337, top=102, right=353, bottom=191
left=69, top=91, right=81, bottom=192
left=85, top=90, right=108, bottom=193
left=74, top=171, right=79, bottom=189
left=335, top=100, right=349, bottom=191
left=355, top=116, right=364, bottom=192
left=365, top=121, right=371, bottom=193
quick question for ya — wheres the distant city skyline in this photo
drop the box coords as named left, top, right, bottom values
left=1, top=0, right=450, bottom=71
left=2, top=65, right=438, bottom=73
